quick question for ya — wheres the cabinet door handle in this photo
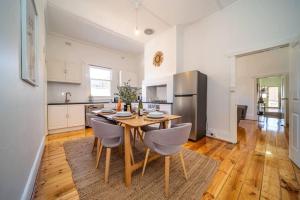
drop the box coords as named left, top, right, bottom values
left=64, top=69, right=67, bottom=74
left=66, top=114, right=69, bottom=118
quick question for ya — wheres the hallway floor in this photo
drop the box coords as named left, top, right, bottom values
left=33, top=119, right=300, bottom=200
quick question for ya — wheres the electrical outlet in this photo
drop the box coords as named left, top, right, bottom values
left=207, top=128, right=216, bottom=137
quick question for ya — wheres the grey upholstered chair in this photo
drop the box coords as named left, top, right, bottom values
left=91, top=119, right=134, bottom=183
left=90, top=117, right=115, bottom=153
left=141, top=123, right=192, bottom=197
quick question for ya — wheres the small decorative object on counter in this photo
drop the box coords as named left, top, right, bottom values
left=116, top=98, right=122, bottom=112
left=138, top=96, right=144, bottom=116
left=127, top=105, right=131, bottom=112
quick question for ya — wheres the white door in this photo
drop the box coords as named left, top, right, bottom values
left=289, top=37, right=300, bottom=167
left=67, top=105, right=85, bottom=127
left=48, top=105, right=68, bottom=130
left=66, top=61, right=82, bottom=84
left=47, top=59, right=66, bottom=82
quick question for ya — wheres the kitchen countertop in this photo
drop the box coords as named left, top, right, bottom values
left=48, top=101, right=110, bottom=105
left=48, top=101, right=173, bottom=105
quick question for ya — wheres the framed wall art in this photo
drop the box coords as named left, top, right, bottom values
left=21, top=0, right=39, bottom=86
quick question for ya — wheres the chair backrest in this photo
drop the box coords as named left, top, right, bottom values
left=149, top=123, right=192, bottom=146
left=91, top=118, right=123, bottom=139
left=90, top=117, right=115, bottom=124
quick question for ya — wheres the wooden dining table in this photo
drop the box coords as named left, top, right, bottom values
left=96, top=112, right=181, bottom=187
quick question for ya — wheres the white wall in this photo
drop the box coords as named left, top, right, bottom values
left=0, top=0, right=47, bottom=199
left=47, top=34, right=142, bottom=103
left=236, top=47, right=289, bottom=120
left=144, top=26, right=178, bottom=80
left=182, top=0, right=300, bottom=141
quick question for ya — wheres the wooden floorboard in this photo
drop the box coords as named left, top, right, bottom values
left=32, top=118, right=300, bottom=200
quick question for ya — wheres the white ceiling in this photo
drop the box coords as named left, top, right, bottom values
left=46, top=4, right=144, bottom=54
left=46, top=0, right=237, bottom=54
left=142, top=0, right=237, bottom=25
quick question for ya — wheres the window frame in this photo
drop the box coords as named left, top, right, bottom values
left=89, top=65, right=112, bottom=97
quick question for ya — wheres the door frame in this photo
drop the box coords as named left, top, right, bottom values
left=228, top=40, right=292, bottom=144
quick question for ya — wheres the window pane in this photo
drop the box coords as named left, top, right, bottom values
left=90, top=66, right=111, bottom=80
left=90, top=79, right=111, bottom=97
left=268, top=87, right=279, bottom=107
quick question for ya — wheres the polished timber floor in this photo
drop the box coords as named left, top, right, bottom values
left=33, top=118, right=300, bottom=200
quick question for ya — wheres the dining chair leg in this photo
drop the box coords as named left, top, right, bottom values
left=91, top=137, right=98, bottom=153
left=137, top=129, right=144, bottom=142
left=95, top=140, right=103, bottom=169
left=129, top=145, right=135, bottom=164
left=142, top=148, right=150, bottom=176
left=179, top=151, right=188, bottom=180
left=118, top=144, right=123, bottom=157
left=165, top=156, right=170, bottom=197
left=138, top=127, right=145, bottom=139
left=104, top=148, right=111, bottom=183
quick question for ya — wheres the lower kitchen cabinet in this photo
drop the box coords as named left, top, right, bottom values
left=48, top=104, right=85, bottom=134
left=48, top=105, right=68, bottom=130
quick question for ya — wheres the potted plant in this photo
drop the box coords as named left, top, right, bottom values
left=114, top=80, right=141, bottom=111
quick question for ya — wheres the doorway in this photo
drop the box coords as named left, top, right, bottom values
left=256, top=75, right=288, bottom=124
left=229, top=43, right=290, bottom=144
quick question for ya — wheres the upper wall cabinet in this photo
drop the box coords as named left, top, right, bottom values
left=47, top=59, right=82, bottom=84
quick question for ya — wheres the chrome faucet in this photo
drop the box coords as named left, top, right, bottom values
left=65, top=92, right=71, bottom=103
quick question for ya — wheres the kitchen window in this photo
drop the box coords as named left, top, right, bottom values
left=89, top=65, right=112, bottom=97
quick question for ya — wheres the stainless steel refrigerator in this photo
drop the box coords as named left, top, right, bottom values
left=173, top=70, right=207, bottom=141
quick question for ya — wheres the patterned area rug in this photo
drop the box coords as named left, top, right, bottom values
left=63, top=137, right=219, bottom=200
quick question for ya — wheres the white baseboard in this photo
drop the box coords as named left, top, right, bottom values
left=207, top=128, right=234, bottom=143
left=21, top=136, right=45, bottom=200
left=48, top=125, right=85, bottom=134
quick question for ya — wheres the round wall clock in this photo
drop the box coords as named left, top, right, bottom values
left=153, top=51, right=164, bottom=67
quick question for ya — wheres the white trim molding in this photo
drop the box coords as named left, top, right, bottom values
left=21, top=136, right=45, bottom=200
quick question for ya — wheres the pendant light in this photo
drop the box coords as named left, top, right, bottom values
left=134, top=1, right=140, bottom=35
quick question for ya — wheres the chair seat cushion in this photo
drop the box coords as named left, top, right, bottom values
left=102, top=137, right=123, bottom=148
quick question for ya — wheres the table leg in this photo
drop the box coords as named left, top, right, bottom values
left=124, top=125, right=132, bottom=187
left=162, top=120, right=169, bottom=129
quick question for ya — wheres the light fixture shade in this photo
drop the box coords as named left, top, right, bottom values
left=134, top=28, right=140, bottom=35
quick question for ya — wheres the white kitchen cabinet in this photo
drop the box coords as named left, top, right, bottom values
left=47, top=59, right=82, bottom=84
left=67, top=105, right=85, bottom=127
left=65, top=62, right=82, bottom=84
left=47, top=60, right=66, bottom=82
left=48, top=104, right=85, bottom=133
left=158, top=104, right=172, bottom=114
left=48, top=105, right=68, bottom=130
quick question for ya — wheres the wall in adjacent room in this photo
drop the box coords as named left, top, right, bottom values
left=47, top=34, right=142, bottom=103
left=0, top=0, right=47, bottom=199
left=236, top=47, right=289, bottom=120
left=182, top=0, right=300, bottom=141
